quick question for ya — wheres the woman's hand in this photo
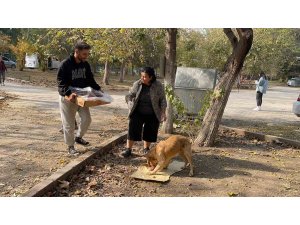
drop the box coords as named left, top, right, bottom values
left=161, top=112, right=167, bottom=122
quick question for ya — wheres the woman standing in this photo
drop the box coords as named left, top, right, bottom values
left=121, top=67, right=167, bottom=157
left=253, top=71, right=268, bottom=111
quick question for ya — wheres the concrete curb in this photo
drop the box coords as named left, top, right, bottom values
left=22, top=131, right=127, bottom=197
left=220, top=125, right=300, bottom=149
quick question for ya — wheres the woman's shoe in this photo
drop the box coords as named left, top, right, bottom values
left=121, top=148, right=132, bottom=158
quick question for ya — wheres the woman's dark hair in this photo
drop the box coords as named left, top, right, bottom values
left=140, top=67, right=156, bottom=82
left=74, top=41, right=91, bottom=51
left=259, top=71, right=267, bottom=80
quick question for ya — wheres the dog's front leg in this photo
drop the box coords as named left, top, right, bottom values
left=148, top=163, right=164, bottom=175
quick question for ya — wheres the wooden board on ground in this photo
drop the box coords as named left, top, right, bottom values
left=131, top=160, right=185, bottom=182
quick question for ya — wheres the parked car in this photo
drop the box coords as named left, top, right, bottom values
left=47, top=56, right=61, bottom=70
left=292, top=94, right=300, bottom=117
left=25, top=53, right=39, bottom=69
left=287, top=77, right=300, bottom=87
left=2, top=56, right=16, bottom=69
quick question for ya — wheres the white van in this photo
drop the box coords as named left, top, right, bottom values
left=25, top=53, right=39, bottom=69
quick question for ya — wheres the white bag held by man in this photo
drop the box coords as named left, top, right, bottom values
left=69, top=86, right=113, bottom=107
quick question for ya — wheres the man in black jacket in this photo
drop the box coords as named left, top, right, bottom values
left=57, top=41, right=101, bottom=155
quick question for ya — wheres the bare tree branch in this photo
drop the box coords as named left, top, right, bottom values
left=223, top=28, right=238, bottom=49
left=237, top=28, right=253, bottom=56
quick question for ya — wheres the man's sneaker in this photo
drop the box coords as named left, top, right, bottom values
left=142, top=147, right=150, bottom=155
left=121, top=148, right=132, bottom=158
left=75, top=137, right=90, bottom=146
left=68, top=146, right=80, bottom=156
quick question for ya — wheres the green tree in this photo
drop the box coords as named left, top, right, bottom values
left=177, top=29, right=231, bottom=70
left=11, top=39, right=36, bottom=71
left=0, top=32, right=11, bottom=53
left=177, top=28, right=298, bottom=80
left=243, top=28, right=297, bottom=79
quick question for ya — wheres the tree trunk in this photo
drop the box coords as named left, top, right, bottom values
left=18, top=59, right=24, bottom=71
left=131, top=63, right=134, bottom=77
left=103, top=60, right=110, bottom=85
left=119, top=61, right=125, bottom=83
left=160, top=54, right=166, bottom=78
left=162, top=28, right=177, bottom=134
left=194, top=28, right=253, bottom=147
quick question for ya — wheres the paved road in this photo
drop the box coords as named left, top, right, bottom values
left=223, top=86, right=300, bottom=124
left=0, top=82, right=128, bottom=114
left=2, top=82, right=299, bottom=125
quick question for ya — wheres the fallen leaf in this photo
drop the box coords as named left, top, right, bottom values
left=88, top=166, right=96, bottom=172
left=74, top=190, right=82, bottom=195
left=87, top=180, right=98, bottom=189
left=16, top=166, right=23, bottom=171
left=49, top=167, right=56, bottom=172
left=228, top=192, right=238, bottom=197
left=59, top=159, right=66, bottom=164
left=115, top=192, right=124, bottom=197
left=104, top=164, right=112, bottom=171
left=58, top=180, right=70, bottom=189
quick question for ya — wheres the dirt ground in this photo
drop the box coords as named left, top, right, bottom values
left=47, top=129, right=300, bottom=197
left=222, top=119, right=300, bottom=141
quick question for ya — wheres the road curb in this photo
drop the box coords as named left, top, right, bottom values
left=22, top=131, right=127, bottom=197
left=220, top=125, right=300, bottom=148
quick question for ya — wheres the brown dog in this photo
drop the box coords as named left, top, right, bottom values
left=145, top=135, right=193, bottom=176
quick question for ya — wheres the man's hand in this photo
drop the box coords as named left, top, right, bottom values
left=65, top=93, right=77, bottom=103
left=94, top=89, right=104, bottom=97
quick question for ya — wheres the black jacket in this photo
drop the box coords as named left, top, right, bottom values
left=57, top=55, right=101, bottom=96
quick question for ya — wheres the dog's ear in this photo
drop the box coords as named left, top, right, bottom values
left=146, top=146, right=156, bottom=157
left=145, top=150, right=151, bottom=158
